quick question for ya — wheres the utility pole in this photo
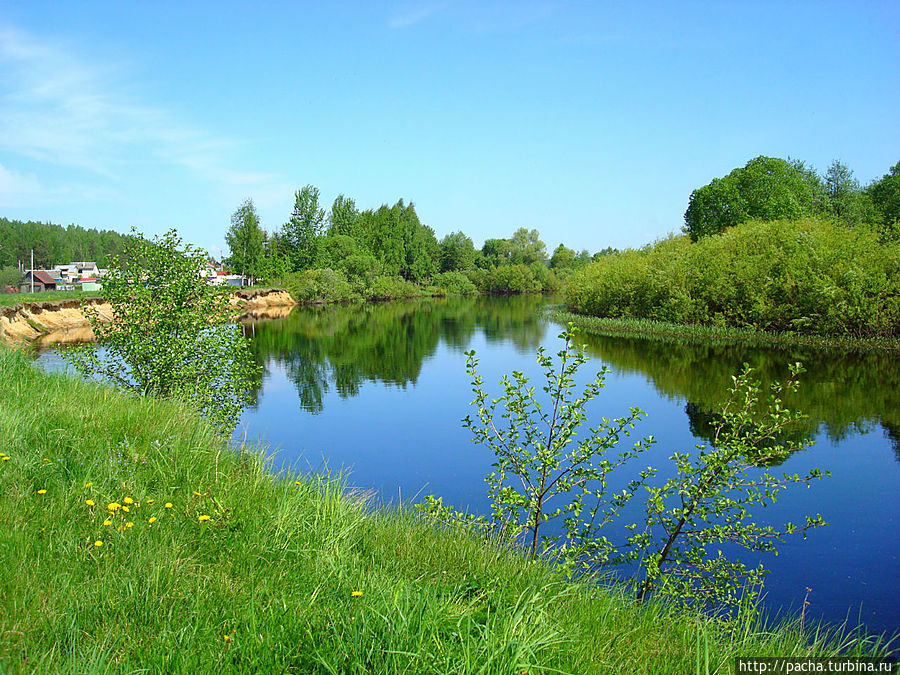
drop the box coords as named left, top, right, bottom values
left=30, top=249, right=34, bottom=293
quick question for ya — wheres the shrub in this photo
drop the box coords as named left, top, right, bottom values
left=283, top=268, right=357, bottom=303
left=364, top=275, right=422, bottom=301
left=430, top=271, right=477, bottom=296
left=566, top=219, right=900, bottom=338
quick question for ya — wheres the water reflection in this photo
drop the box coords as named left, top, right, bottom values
left=241, top=294, right=554, bottom=414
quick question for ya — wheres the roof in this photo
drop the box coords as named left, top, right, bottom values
left=29, top=270, right=57, bottom=285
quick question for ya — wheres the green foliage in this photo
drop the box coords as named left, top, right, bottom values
left=328, top=194, right=360, bottom=237
left=626, top=363, right=828, bottom=610
left=225, top=198, right=266, bottom=280
left=0, top=217, right=131, bottom=269
left=549, top=244, right=577, bottom=269
left=64, top=229, right=259, bottom=433
left=509, top=228, right=547, bottom=265
left=0, top=265, right=21, bottom=289
left=365, top=275, right=422, bottom=301
left=684, top=156, right=827, bottom=240
left=282, top=268, right=358, bottom=304
left=439, top=231, right=476, bottom=272
left=282, top=185, right=327, bottom=271
left=430, top=271, right=478, bottom=296
left=868, top=160, right=900, bottom=241
left=823, top=160, right=876, bottom=228
left=567, top=218, right=900, bottom=338
left=468, top=264, right=542, bottom=294
left=419, top=329, right=653, bottom=574
left=420, top=330, right=830, bottom=616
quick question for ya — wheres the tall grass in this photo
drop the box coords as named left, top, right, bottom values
left=566, top=219, right=900, bottom=338
left=0, top=347, right=891, bottom=673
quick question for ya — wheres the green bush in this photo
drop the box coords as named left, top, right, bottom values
left=566, top=218, right=900, bottom=338
left=364, top=275, right=423, bottom=301
left=430, top=271, right=478, bottom=296
left=468, top=264, right=542, bottom=294
left=282, top=268, right=358, bottom=303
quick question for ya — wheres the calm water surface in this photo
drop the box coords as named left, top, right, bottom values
left=39, top=294, right=900, bottom=635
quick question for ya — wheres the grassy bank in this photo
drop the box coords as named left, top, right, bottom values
left=553, top=311, right=900, bottom=354
left=0, top=348, right=890, bottom=673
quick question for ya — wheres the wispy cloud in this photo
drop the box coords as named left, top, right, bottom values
left=389, top=2, right=451, bottom=29
left=0, top=25, right=284, bottom=205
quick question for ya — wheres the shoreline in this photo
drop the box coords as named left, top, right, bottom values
left=0, top=288, right=297, bottom=347
left=553, top=309, right=900, bottom=354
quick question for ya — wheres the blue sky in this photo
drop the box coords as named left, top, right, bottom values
left=0, top=1, right=897, bottom=256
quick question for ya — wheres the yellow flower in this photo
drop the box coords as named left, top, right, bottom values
left=164, top=502, right=173, bottom=509
left=122, top=506, right=130, bottom=513
left=85, top=499, right=95, bottom=507
left=123, top=497, right=134, bottom=505
left=148, top=517, right=157, bottom=524
left=192, top=491, right=202, bottom=497
left=1, top=456, right=9, bottom=461
left=223, top=635, right=231, bottom=643
left=84, top=482, right=93, bottom=488
left=102, top=519, right=112, bottom=526
left=294, top=481, right=302, bottom=485
left=198, top=514, right=210, bottom=522
left=37, top=489, right=47, bottom=495
left=107, top=502, right=121, bottom=512
left=146, top=499, right=154, bottom=504
left=42, top=458, right=49, bottom=462
left=0, top=452, right=6, bottom=457
left=94, top=540, right=103, bottom=547
left=351, top=591, right=363, bottom=597
left=125, top=522, right=134, bottom=528
left=117, top=525, right=126, bottom=531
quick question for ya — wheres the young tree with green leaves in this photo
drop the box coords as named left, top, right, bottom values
left=226, top=198, right=266, bottom=281
left=282, top=185, right=326, bottom=271
left=439, top=231, right=476, bottom=272
left=626, top=363, right=827, bottom=610
left=65, top=229, right=260, bottom=433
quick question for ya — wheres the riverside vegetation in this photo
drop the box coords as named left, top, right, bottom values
left=1, top=340, right=893, bottom=673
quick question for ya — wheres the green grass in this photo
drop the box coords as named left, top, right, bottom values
left=0, top=347, right=892, bottom=673
left=553, top=310, right=900, bottom=354
left=0, top=290, right=101, bottom=307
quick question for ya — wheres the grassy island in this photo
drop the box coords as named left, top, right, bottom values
left=0, top=347, right=889, bottom=673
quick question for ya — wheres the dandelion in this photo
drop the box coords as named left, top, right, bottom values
left=103, top=519, right=112, bottom=526
left=84, top=482, right=93, bottom=488
left=1, top=457, right=9, bottom=462
left=125, top=522, right=134, bottom=528
left=37, top=489, right=47, bottom=495
left=351, top=591, right=363, bottom=597
left=123, top=497, right=134, bottom=505
left=85, top=499, right=95, bottom=507
left=198, top=515, right=210, bottom=522
left=148, top=517, right=157, bottom=524
left=223, top=635, right=231, bottom=643
left=117, top=525, right=126, bottom=531
left=94, top=540, right=103, bottom=547
left=146, top=499, right=154, bottom=504
left=0, top=452, right=6, bottom=457
left=42, top=458, right=49, bottom=462
left=192, top=491, right=202, bottom=497
left=294, top=481, right=302, bottom=485
left=164, top=502, right=173, bottom=509
left=108, top=502, right=121, bottom=512
left=122, top=506, right=130, bottom=513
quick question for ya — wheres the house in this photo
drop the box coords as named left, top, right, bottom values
left=20, top=270, right=58, bottom=293
left=80, top=278, right=102, bottom=292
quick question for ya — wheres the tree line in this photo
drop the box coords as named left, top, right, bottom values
left=225, top=186, right=616, bottom=296
left=0, top=218, right=133, bottom=289
left=684, top=156, right=899, bottom=241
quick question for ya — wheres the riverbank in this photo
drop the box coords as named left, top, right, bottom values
left=554, top=310, right=900, bottom=353
left=0, top=288, right=296, bottom=347
left=0, top=347, right=891, bottom=673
